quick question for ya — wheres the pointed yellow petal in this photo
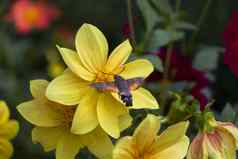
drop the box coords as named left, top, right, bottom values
left=217, top=122, right=238, bottom=148
left=46, top=69, right=90, bottom=105
left=152, top=121, right=189, bottom=153
left=57, top=46, right=96, bottom=81
left=104, top=40, right=132, bottom=73
left=30, top=80, right=49, bottom=99
left=133, top=114, right=160, bottom=153
left=75, top=23, right=108, bottom=73
left=119, top=113, right=133, bottom=132
left=32, top=126, right=65, bottom=152
left=113, top=137, right=136, bottom=159
left=131, top=88, right=159, bottom=109
left=83, top=127, right=113, bottom=159
left=0, top=101, right=10, bottom=125
left=0, top=139, right=13, bottom=159
left=151, top=136, right=189, bottom=159
left=17, top=100, right=63, bottom=127
left=119, top=59, right=154, bottom=79
left=56, top=132, right=83, bottom=159
left=0, top=120, right=19, bottom=140
left=71, top=89, right=99, bottom=134
left=97, top=93, right=128, bottom=138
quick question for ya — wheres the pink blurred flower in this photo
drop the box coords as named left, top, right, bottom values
left=223, top=11, right=238, bottom=77
left=5, top=0, right=60, bottom=34
left=149, top=48, right=210, bottom=110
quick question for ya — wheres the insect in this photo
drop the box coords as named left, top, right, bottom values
left=90, top=75, right=144, bottom=106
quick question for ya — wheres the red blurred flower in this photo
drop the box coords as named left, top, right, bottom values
left=55, top=25, right=75, bottom=46
left=122, top=17, right=138, bottom=38
left=223, top=11, right=238, bottom=77
left=5, top=0, right=60, bottom=34
left=149, top=48, right=210, bottom=110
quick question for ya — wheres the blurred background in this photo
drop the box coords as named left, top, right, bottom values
left=0, top=0, right=238, bottom=158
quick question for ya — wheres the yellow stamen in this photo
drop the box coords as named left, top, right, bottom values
left=96, top=65, right=124, bottom=82
left=95, top=71, right=114, bottom=82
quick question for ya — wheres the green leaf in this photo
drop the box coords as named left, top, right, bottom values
left=173, top=21, right=197, bottom=31
left=137, top=0, right=161, bottom=31
left=142, top=54, right=163, bottom=72
left=193, top=46, right=223, bottom=71
left=150, top=0, right=173, bottom=15
left=146, top=82, right=161, bottom=93
left=148, top=29, right=184, bottom=51
left=221, top=103, right=236, bottom=122
left=167, top=93, right=199, bottom=124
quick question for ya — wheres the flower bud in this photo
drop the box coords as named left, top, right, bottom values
left=187, top=111, right=238, bottom=159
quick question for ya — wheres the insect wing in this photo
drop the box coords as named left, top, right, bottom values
left=90, top=82, right=118, bottom=92
left=127, top=77, right=144, bottom=90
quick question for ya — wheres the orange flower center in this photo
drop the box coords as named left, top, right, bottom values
left=95, top=71, right=114, bottom=82
left=96, top=65, right=124, bottom=82
left=23, top=7, right=40, bottom=26
left=52, top=104, right=76, bottom=127
left=135, top=152, right=152, bottom=159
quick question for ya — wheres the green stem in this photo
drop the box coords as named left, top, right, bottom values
left=175, top=0, right=182, bottom=13
left=233, top=111, right=238, bottom=124
left=189, top=0, right=213, bottom=47
left=126, top=0, right=136, bottom=48
left=163, top=43, right=173, bottom=81
left=160, top=42, right=173, bottom=115
left=160, top=116, right=169, bottom=124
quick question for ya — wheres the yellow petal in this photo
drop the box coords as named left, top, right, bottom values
left=119, top=59, right=154, bottom=79
left=56, top=132, right=83, bottom=159
left=17, top=100, right=63, bottom=127
left=113, top=136, right=136, bottom=159
left=133, top=114, right=160, bottom=153
left=131, top=88, right=159, bottom=109
left=32, top=126, right=64, bottom=152
left=57, top=46, right=96, bottom=81
left=75, top=23, right=108, bottom=73
left=0, top=120, right=19, bottom=140
left=119, top=113, right=133, bottom=132
left=83, top=127, right=113, bottom=159
left=217, top=122, right=238, bottom=148
left=0, top=139, right=13, bottom=159
left=30, top=80, right=49, bottom=99
left=151, top=121, right=189, bottom=153
left=0, top=101, right=10, bottom=125
left=97, top=93, right=128, bottom=138
left=216, top=129, right=236, bottom=159
left=151, top=136, right=189, bottom=159
left=46, top=69, right=90, bottom=105
left=104, top=40, right=132, bottom=73
left=71, top=89, right=99, bottom=134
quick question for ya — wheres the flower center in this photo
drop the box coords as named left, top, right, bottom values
left=52, top=104, right=76, bottom=127
left=137, top=152, right=151, bottom=159
left=95, top=71, right=114, bottom=82
left=96, top=65, right=124, bottom=82
left=62, top=107, right=76, bottom=124
left=24, top=7, right=40, bottom=26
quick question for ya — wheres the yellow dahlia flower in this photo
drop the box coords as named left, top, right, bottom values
left=113, top=114, right=190, bottom=159
left=0, top=101, right=19, bottom=159
left=187, top=119, right=238, bottom=159
left=17, top=80, right=113, bottom=159
left=46, top=23, right=159, bottom=138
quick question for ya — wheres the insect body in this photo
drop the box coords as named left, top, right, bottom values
left=90, top=75, right=144, bottom=106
